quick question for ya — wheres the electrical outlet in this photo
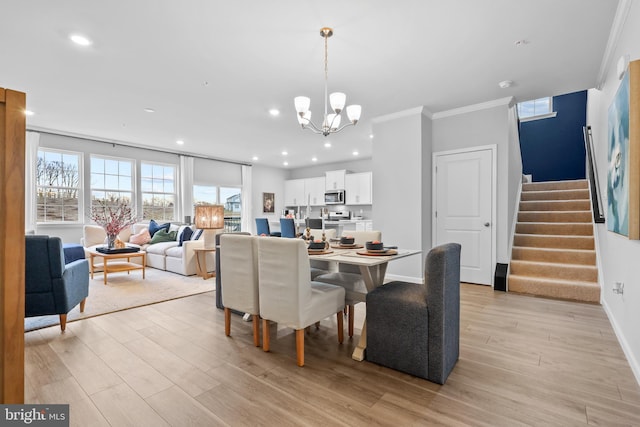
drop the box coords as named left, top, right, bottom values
left=613, top=281, right=624, bottom=295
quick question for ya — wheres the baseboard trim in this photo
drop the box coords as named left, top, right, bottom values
left=602, top=298, right=640, bottom=387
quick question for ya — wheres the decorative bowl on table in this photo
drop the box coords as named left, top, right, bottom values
left=340, top=236, right=355, bottom=245
left=366, top=241, right=384, bottom=251
left=308, top=240, right=329, bottom=251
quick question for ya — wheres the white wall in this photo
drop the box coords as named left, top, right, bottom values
left=586, top=0, right=640, bottom=383
left=432, top=99, right=521, bottom=265
left=250, top=164, right=288, bottom=233
left=371, top=108, right=430, bottom=281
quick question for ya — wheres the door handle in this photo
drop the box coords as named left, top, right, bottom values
left=484, top=222, right=490, bottom=227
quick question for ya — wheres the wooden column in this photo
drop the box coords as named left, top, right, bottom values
left=0, top=87, right=26, bottom=403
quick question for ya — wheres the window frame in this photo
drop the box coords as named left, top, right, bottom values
left=89, top=154, right=135, bottom=214
left=36, top=147, right=83, bottom=224
left=141, top=161, right=177, bottom=221
left=517, top=97, right=557, bottom=122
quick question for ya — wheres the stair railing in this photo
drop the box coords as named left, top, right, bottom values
left=583, top=125, right=605, bottom=223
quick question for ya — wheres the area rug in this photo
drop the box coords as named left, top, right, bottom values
left=24, top=268, right=216, bottom=332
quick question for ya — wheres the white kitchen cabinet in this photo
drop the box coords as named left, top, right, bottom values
left=305, top=177, right=326, bottom=206
left=325, top=170, right=346, bottom=190
left=345, top=172, right=372, bottom=205
left=284, top=179, right=305, bottom=207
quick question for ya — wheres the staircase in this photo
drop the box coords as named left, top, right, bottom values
left=508, top=179, right=600, bottom=303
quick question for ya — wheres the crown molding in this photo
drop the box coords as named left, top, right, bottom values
left=27, top=125, right=251, bottom=166
left=432, top=97, right=514, bottom=120
left=371, top=106, right=433, bottom=124
left=596, top=0, right=633, bottom=90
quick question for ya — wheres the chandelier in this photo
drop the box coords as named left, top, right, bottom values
left=294, top=27, right=361, bottom=137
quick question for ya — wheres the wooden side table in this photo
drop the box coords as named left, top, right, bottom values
left=194, top=248, right=216, bottom=279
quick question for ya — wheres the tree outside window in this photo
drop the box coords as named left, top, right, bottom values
left=36, top=149, right=81, bottom=222
left=142, top=162, right=176, bottom=221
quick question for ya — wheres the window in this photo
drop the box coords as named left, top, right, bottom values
left=220, top=186, right=242, bottom=231
left=517, top=97, right=556, bottom=121
left=141, top=162, right=176, bottom=221
left=193, top=184, right=218, bottom=205
left=36, top=149, right=81, bottom=222
left=90, top=156, right=134, bottom=208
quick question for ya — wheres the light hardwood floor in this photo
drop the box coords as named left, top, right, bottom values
left=25, top=284, right=640, bottom=426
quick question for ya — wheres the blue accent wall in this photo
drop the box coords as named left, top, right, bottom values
left=519, top=90, right=587, bottom=182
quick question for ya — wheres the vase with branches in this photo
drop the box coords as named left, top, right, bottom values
left=90, top=198, right=138, bottom=249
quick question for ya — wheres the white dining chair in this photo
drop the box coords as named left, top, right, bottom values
left=315, top=230, right=382, bottom=337
left=308, top=228, right=337, bottom=279
left=220, top=234, right=260, bottom=346
left=257, top=237, right=345, bottom=366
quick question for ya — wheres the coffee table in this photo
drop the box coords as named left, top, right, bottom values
left=88, top=249, right=146, bottom=284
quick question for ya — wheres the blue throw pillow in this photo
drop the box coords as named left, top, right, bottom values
left=191, top=229, right=203, bottom=241
left=179, top=226, right=193, bottom=246
left=149, top=219, right=170, bottom=237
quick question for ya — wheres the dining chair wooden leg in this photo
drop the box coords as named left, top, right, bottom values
left=315, top=321, right=320, bottom=329
left=59, top=314, right=67, bottom=332
left=348, top=304, right=354, bottom=337
left=336, top=311, right=344, bottom=344
left=262, top=319, right=270, bottom=352
left=224, top=307, right=231, bottom=336
left=79, top=298, right=86, bottom=313
left=296, top=329, right=305, bottom=366
left=252, top=315, right=260, bottom=347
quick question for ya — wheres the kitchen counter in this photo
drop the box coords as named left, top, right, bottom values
left=269, top=219, right=373, bottom=234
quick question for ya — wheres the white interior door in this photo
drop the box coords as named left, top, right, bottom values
left=433, top=147, right=494, bottom=285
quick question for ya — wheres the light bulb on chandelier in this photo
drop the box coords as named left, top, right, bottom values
left=294, top=27, right=362, bottom=137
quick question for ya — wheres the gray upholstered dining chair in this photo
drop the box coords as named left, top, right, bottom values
left=220, top=234, right=260, bottom=346
left=365, top=243, right=461, bottom=384
left=257, top=237, right=345, bottom=366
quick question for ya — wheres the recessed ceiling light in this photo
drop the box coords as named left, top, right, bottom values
left=269, top=108, right=280, bottom=116
left=498, top=80, right=513, bottom=89
left=252, top=156, right=259, bottom=161
left=69, top=34, right=92, bottom=46
left=24, top=110, right=34, bottom=116
left=324, top=142, right=331, bottom=148
left=176, top=140, right=185, bottom=145
left=143, top=108, right=155, bottom=113
left=352, top=151, right=359, bottom=156
left=282, top=151, right=288, bottom=156
left=369, top=134, right=374, bottom=139
left=283, top=161, right=289, bottom=166
left=311, top=157, right=318, bottom=162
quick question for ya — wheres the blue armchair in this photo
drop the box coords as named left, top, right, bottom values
left=25, top=235, right=90, bottom=331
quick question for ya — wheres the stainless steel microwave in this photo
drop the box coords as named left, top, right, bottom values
left=325, top=190, right=345, bottom=205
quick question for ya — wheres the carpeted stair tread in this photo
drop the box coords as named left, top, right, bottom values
left=522, top=180, right=588, bottom=191
left=520, top=189, right=590, bottom=201
left=515, top=222, right=593, bottom=236
left=508, top=275, right=599, bottom=303
left=511, top=246, right=596, bottom=265
left=519, top=200, right=591, bottom=211
left=510, top=260, right=598, bottom=282
left=518, top=210, right=592, bottom=223
left=510, top=179, right=599, bottom=304
left=513, top=234, right=595, bottom=250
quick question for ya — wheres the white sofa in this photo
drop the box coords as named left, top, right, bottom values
left=81, top=222, right=215, bottom=276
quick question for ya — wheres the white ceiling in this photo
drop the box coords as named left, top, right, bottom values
left=1, top=1, right=618, bottom=168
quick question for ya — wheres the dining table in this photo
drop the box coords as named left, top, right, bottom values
left=308, top=245, right=421, bottom=361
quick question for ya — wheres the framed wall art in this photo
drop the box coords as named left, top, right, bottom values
left=608, top=59, right=640, bottom=239
left=263, top=192, right=275, bottom=213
